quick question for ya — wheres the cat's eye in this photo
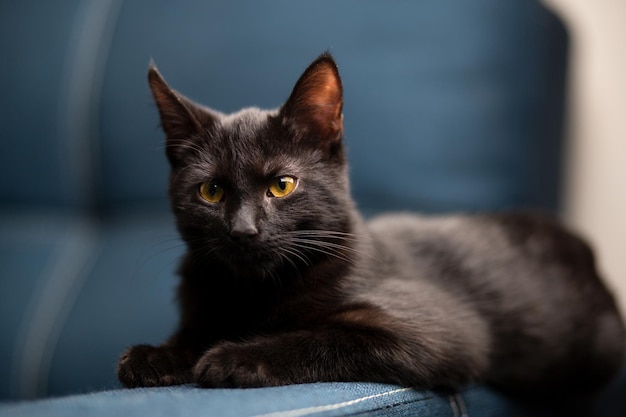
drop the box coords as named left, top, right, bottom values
left=199, top=181, right=225, bottom=203
left=268, top=176, right=297, bottom=198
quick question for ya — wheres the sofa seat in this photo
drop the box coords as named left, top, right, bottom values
left=3, top=375, right=626, bottom=417
left=0, top=382, right=568, bottom=417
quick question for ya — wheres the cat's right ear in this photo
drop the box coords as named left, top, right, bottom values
left=280, top=53, right=344, bottom=152
left=148, top=62, right=217, bottom=165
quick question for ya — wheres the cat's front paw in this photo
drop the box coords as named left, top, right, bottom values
left=117, top=344, right=194, bottom=388
left=193, top=341, right=289, bottom=388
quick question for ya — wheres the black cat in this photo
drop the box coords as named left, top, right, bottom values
left=117, top=53, right=625, bottom=398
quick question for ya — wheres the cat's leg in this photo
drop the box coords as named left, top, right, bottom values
left=117, top=330, right=205, bottom=388
left=193, top=307, right=489, bottom=388
left=116, top=344, right=198, bottom=387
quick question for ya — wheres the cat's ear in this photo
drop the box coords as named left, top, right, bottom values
left=148, top=62, right=218, bottom=165
left=281, top=53, right=344, bottom=147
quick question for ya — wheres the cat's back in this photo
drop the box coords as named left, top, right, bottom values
left=364, top=211, right=626, bottom=395
left=366, top=211, right=597, bottom=282
left=364, top=210, right=616, bottom=311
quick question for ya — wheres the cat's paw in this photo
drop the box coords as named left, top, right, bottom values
left=193, top=341, right=289, bottom=388
left=117, top=344, right=194, bottom=388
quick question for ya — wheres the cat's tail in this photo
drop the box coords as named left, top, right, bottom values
left=583, top=303, right=626, bottom=391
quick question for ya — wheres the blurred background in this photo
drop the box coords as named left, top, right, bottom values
left=545, top=0, right=626, bottom=317
left=0, top=0, right=624, bottom=401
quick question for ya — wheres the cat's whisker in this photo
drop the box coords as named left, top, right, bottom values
left=279, top=246, right=312, bottom=267
left=291, top=236, right=356, bottom=250
left=273, top=250, right=303, bottom=281
left=187, top=238, right=222, bottom=265
left=141, top=239, right=185, bottom=254
left=285, top=230, right=366, bottom=241
left=292, top=245, right=354, bottom=265
left=289, top=241, right=355, bottom=265
left=290, top=236, right=382, bottom=264
left=139, top=242, right=187, bottom=263
left=286, top=257, right=305, bottom=280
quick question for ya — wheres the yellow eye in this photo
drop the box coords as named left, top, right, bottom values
left=199, top=181, right=225, bottom=203
left=268, top=176, right=297, bottom=198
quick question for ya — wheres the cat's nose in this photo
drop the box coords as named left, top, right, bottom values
left=230, top=224, right=259, bottom=241
left=230, top=206, right=259, bottom=241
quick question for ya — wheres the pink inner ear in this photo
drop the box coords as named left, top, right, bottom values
left=309, top=69, right=340, bottom=107
left=296, top=65, right=343, bottom=137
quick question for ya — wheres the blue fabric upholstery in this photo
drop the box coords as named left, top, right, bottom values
left=3, top=0, right=624, bottom=415
left=3, top=380, right=626, bottom=417
left=0, top=383, right=541, bottom=417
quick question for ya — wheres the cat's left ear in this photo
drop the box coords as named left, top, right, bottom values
left=148, top=61, right=219, bottom=166
left=281, top=53, right=344, bottom=147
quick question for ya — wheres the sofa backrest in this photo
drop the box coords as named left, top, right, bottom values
left=1, top=0, right=568, bottom=216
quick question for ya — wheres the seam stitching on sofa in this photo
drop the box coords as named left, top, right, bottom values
left=57, top=0, right=124, bottom=209
left=449, top=394, right=460, bottom=417
left=449, top=393, right=469, bottom=417
left=251, top=387, right=415, bottom=417
left=455, top=393, right=468, bottom=417
left=342, top=395, right=438, bottom=417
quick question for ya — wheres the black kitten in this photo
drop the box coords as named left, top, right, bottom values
left=117, top=54, right=625, bottom=397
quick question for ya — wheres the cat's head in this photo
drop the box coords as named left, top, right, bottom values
left=148, top=53, right=358, bottom=278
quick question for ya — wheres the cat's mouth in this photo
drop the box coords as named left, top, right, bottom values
left=218, top=238, right=279, bottom=267
left=230, top=246, right=268, bottom=262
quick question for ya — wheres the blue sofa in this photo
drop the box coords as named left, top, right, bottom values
left=2, top=1, right=624, bottom=415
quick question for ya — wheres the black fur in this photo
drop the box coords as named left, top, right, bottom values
left=117, top=54, right=625, bottom=399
